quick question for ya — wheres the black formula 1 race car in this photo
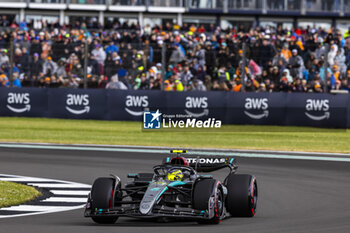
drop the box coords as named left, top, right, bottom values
left=84, top=150, right=257, bottom=224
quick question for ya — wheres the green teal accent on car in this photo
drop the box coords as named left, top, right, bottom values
left=168, top=181, right=186, bottom=187
left=155, top=181, right=187, bottom=200
left=128, top=173, right=138, bottom=177
left=230, top=158, right=234, bottom=163
left=151, top=187, right=160, bottom=191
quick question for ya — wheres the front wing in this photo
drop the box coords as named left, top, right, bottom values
left=85, top=205, right=209, bottom=219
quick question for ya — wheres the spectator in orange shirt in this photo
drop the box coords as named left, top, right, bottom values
left=281, top=44, right=292, bottom=62
left=233, top=78, right=242, bottom=92
left=164, top=79, right=173, bottom=91
left=332, top=65, right=341, bottom=81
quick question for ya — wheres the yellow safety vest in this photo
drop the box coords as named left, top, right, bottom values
left=175, top=80, right=184, bottom=91
left=218, top=71, right=230, bottom=81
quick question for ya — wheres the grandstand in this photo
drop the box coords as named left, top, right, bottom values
left=0, top=0, right=349, bottom=93
left=0, top=1, right=349, bottom=31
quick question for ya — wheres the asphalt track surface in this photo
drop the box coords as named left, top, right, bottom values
left=0, top=147, right=350, bottom=233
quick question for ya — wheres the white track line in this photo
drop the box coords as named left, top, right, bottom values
left=0, top=177, right=56, bottom=182
left=26, top=183, right=91, bottom=188
left=42, top=197, right=87, bottom=203
left=0, top=174, right=91, bottom=219
left=0, top=205, right=85, bottom=219
left=1, top=142, right=350, bottom=156
left=0, top=174, right=74, bottom=184
left=0, top=142, right=349, bottom=162
left=1, top=205, right=80, bottom=212
left=50, top=190, right=90, bottom=196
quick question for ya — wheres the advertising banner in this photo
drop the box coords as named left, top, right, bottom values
left=226, top=92, right=287, bottom=125
left=107, top=90, right=166, bottom=121
left=286, top=93, right=348, bottom=128
left=164, top=91, right=227, bottom=123
left=0, top=88, right=48, bottom=117
left=0, top=88, right=349, bottom=129
left=48, top=89, right=107, bottom=119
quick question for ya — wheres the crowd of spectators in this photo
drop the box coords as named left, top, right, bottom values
left=1, top=17, right=350, bottom=93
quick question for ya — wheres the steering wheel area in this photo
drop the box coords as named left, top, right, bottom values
left=153, top=165, right=196, bottom=181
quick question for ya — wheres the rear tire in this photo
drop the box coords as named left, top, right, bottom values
left=193, top=179, right=223, bottom=224
left=225, top=174, right=257, bottom=217
left=90, top=177, right=118, bottom=224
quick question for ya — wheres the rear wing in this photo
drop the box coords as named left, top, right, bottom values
left=163, top=150, right=237, bottom=172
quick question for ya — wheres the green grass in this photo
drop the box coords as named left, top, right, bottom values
left=0, top=117, right=349, bottom=153
left=0, top=181, right=42, bottom=208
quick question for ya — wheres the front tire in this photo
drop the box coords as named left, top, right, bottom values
left=90, top=177, right=118, bottom=224
left=225, top=174, right=257, bottom=217
left=193, top=179, right=224, bottom=224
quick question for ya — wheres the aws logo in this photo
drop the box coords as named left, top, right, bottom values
left=184, top=97, right=209, bottom=117
left=244, top=98, right=269, bottom=119
left=305, top=99, right=330, bottom=121
left=125, top=95, right=149, bottom=116
left=65, top=94, right=90, bottom=115
left=6, top=93, right=31, bottom=113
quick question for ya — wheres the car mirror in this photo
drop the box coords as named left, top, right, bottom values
left=127, top=173, right=139, bottom=179
left=198, top=174, right=213, bottom=179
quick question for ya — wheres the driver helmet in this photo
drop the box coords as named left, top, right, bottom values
left=168, top=169, right=183, bottom=181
